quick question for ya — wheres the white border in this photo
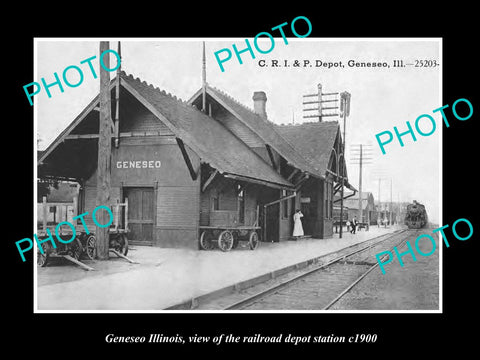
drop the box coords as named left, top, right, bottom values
left=33, top=37, right=443, bottom=314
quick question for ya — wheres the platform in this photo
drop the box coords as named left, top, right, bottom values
left=36, top=225, right=404, bottom=311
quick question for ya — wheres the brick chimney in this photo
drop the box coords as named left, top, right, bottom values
left=253, top=91, right=267, bottom=119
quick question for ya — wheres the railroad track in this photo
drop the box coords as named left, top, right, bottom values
left=212, top=229, right=422, bottom=310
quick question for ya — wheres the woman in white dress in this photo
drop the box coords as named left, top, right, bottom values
left=293, top=209, right=304, bottom=239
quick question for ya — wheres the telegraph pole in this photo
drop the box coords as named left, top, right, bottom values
left=302, top=83, right=341, bottom=122
left=96, top=41, right=112, bottom=260
left=338, top=91, right=351, bottom=238
left=202, top=41, right=207, bottom=113
left=372, top=168, right=388, bottom=227
left=390, top=179, right=393, bottom=225
left=301, top=83, right=350, bottom=237
left=350, top=144, right=373, bottom=224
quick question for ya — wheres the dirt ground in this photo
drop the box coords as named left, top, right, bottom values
left=330, top=229, right=440, bottom=310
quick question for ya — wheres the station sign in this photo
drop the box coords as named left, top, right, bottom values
left=116, top=160, right=161, bottom=169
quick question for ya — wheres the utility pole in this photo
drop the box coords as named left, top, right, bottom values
left=372, top=168, right=388, bottom=227
left=302, top=83, right=341, bottom=122
left=301, top=83, right=350, bottom=237
left=390, top=178, right=393, bottom=225
left=338, top=91, right=351, bottom=238
left=202, top=41, right=207, bottom=113
left=96, top=41, right=112, bottom=260
left=350, top=144, right=373, bottom=225
left=114, top=41, right=121, bottom=148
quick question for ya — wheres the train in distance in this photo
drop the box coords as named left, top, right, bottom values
left=405, top=200, right=428, bottom=229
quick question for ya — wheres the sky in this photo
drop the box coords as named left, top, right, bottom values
left=35, top=38, right=442, bottom=223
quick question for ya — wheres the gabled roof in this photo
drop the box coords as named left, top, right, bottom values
left=39, top=72, right=293, bottom=189
left=189, top=85, right=324, bottom=178
left=276, top=121, right=340, bottom=177
left=344, top=191, right=375, bottom=201
left=277, top=121, right=356, bottom=191
left=344, top=198, right=369, bottom=210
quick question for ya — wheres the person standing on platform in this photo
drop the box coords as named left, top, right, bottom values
left=293, top=209, right=304, bottom=239
left=350, top=216, right=358, bottom=234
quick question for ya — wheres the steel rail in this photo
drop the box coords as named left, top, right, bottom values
left=322, top=235, right=412, bottom=310
left=224, top=229, right=409, bottom=310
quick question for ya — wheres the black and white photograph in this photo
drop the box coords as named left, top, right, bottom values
left=34, top=38, right=441, bottom=312
left=6, top=8, right=478, bottom=354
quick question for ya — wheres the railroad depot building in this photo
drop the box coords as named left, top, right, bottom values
left=38, top=71, right=355, bottom=249
left=343, top=191, right=376, bottom=225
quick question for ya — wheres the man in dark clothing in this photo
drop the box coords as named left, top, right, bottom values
left=350, top=216, right=358, bottom=234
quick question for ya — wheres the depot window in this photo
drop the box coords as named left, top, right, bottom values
left=212, top=194, right=220, bottom=211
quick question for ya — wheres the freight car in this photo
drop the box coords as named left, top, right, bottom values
left=405, top=200, right=428, bottom=229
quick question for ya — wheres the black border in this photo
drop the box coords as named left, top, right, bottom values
left=7, top=6, right=478, bottom=354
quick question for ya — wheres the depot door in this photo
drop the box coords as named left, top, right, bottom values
left=265, top=203, right=279, bottom=242
left=123, top=187, right=154, bottom=244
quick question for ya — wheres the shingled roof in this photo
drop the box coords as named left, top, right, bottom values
left=189, top=85, right=324, bottom=178
left=276, top=121, right=340, bottom=176
left=39, top=72, right=293, bottom=189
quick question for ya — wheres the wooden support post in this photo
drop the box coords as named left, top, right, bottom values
left=176, top=138, right=198, bottom=181
left=42, top=196, right=47, bottom=232
left=62, top=255, right=96, bottom=271
left=318, top=83, right=323, bottom=122
left=202, top=169, right=218, bottom=193
left=72, top=195, right=78, bottom=218
left=96, top=41, right=112, bottom=260
left=114, top=203, right=119, bottom=231
left=287, top=168, right=299, bottom=181
left=202, top=41, right=207, bottom=113
left=114, top=41, right=121, bottom=148
left=294, top=173, right=310, bottom=190
left=263, top=205, right=267, bottom=242
left=265, top=144, right=278, bottom=171
left=124, top=198, right=129, bottom=231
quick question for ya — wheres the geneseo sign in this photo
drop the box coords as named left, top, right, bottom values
left=116, top=160, right=162, bottom=169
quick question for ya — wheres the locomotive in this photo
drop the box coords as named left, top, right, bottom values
left=405, top=200, right=428, bottom=229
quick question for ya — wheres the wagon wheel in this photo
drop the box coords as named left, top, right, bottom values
left=68, top=238, right=83, bottom=260
left=199, top=230, right=213, bottom=250
left=114, top=234, right=129, bottom=256
left=248, top=231, right=259, bottom=250
left=84, top=234, right=96, bottom=260
left=37, top=242, right=52, bottom=267
left=217, top=230, right=234, bottom=252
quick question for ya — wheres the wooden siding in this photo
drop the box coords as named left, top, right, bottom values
left=81, top=136, right=202, bottom=247
left=121, top=104, right=174, bottom=135
left=199, top=191, right=210, bottom=226
left=156, top=186, right=199, bottom=229
left=200, top=180, right=261, bottom=228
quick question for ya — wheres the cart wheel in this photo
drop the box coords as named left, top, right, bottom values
left=115, top=234, right=129, bottom=256
left=68, top=238, right=83, bottom=260
left=248, top=231, right=259, bottom=250
left=199, top=231, right=213, bottom=250
left=37, top=242, right=52, bottom=267
left=85, top=235, right=96, bottom=260
left=218, top=230, right=234, bottom=252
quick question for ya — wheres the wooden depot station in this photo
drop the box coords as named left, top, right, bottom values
left=38, top=67, right=356, bottom=252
